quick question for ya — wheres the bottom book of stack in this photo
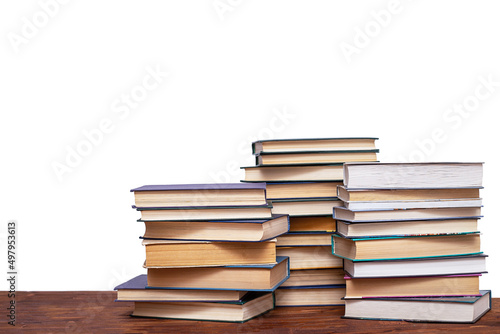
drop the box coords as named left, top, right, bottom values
left=344, top=290, right=491, bottom=323
left=115, top=256, right=290, bottom=323
left=115, top=275, right=276, bottom=323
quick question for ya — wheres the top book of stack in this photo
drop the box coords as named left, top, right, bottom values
left=343, top=162, right=483, bottom=189
left=252, top=138, right=379, bottom=166
left=131, top=183, right=268, bottom=208
left=252, top=138, right=378, bottom=154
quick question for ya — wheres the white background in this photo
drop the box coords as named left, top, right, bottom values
left=1, top=1, right=499, bottom=295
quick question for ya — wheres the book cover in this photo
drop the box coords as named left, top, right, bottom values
left=133, top=201, right=273, bottom=211
left=131, top=183, right=267, bottom=192
left=146, top=256, right=290, bottom=292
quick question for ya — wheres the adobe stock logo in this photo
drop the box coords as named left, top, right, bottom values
left=400, top=74, right=499, bottom=162
left=7, top=0, right=71, bottom=54
left=212, top=0, right=243, bottom=21
left=51, top=64, right=168, bottom=182
left=339, top=0, right=410, bottom=64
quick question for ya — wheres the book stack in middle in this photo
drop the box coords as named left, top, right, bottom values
left=332, top=162, right=490, bottom=323
left=242, top=137, right=380, bottom=306
left=115, top=183, right=291, bottom=323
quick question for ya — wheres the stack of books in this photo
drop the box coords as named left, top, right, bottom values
left=115, top=183, right=291, bottom=322
left=332, top=162, right=491, bottom=323
left=242, top=138, right=379, bottom=306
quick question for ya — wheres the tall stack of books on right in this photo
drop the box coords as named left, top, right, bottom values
left=332, top=162, right=492, bottom=323
left=242, top=137, right=379, bottom=307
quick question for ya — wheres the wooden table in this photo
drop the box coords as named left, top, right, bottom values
left=1, top=292, right=498, bottom=333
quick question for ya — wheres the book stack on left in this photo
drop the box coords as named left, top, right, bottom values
left=114, top=183, right=291, bottom=323
left=332, top=162, right=491, bottom=323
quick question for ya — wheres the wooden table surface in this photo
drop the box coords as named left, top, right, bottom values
left=1, top=292, right=498, bottom=333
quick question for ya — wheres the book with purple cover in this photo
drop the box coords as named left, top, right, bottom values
left=114, top=275, right=247, bottom=302
left=131, top=183, right=267, bottom=192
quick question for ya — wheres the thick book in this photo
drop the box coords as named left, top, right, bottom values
left=143, top=239, right=277, bottom=267
left=343, top=290, right=491, bottom=323
left=265, top=181, right=342, bottom=200
left=271, top=198, right=343, bottom=216
left=337, top=186, right=481, bottom=202
left=343, top=254, right=488, bottom=278
left=242, top=164, right=344, bottom=182
left=344, top=274, right=481, bottom=298
left=343, top=162, right=483, bottom=189
left=281, top=268, right=345, bottom=287
left=333, top=206, right=482, bottom=222
left=275, top=285, right=346, bottom=307
left=131, top=183, right=267, bottom=207
left=134, top=202, right=273, bottom=221
left=140, top=214, right=289, bottom=242
left=252, top=137, right=378, bottom=155
left=336, top=218, right=479, bottom=238
left=288, top=215, right=336, bottom=233
left=277, top=233, right=333, bottom=247
left=131, top=291, right=274, bottom=323
left=276, top=245, right=343, bottom=270
left=147, top=256, right=290, bottom=291
left=332, top=233, right=481, bottom=261
left=115, top=275, right=247, bottom=302
left=256, top=150, right=379, bottom=166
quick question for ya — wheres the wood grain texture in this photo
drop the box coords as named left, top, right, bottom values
left=1, top=292, right=498, bottom=333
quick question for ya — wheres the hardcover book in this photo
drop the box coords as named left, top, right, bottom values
left=140, top=214, right=289, bottom=242
left=271, top=197, right=342, bottom=216
left=277, top=245, right=343, bottom=270
left=343, top=290, right=491, bottom=323
left=256, top=150, right=379, bottom=166
left=335, top=218, right=479, bottom=238
left=288, top=215, right=336, bottom=233
left=252, top=137, right=378, bottom=154
left=333, top=206, right=482, bottom=222
left=115, top=275, right=247, bottom=302
left=344, top=274, right=481, bottom=298
left=242, top=164, right=344, bottom=182
left=266, top=181, right=342, bottom=200
left=143, top=239, right=277, bottom=267
left=337, top=186, right=481, bottom=202
left=275, top=284, right=346, bottom=307
left=341, top=198, right=482, bottom=211
left=135, top=202, right=274, bottom=221
left=281, top=268, right=345, bottom=287
left=277, top=233, right=333, bottom=247
left=131, top=291, right=274, bottom=323
left=331, top=233, right=481, bottom=261
left=343, top=162, right=483, bottom=189
left=131, top=183, right=267, bottom=207
left=147, top=256, right=290, bottom=291
left=343, top=254, right=487, bottom=278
